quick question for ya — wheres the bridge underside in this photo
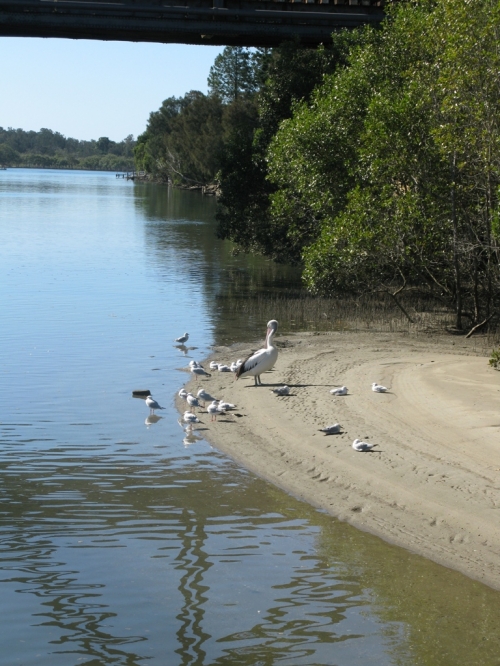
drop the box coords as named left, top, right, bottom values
left=0, top=0, right=385, bottom=47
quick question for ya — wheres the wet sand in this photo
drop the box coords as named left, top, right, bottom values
left=182, top=331, right=500, bottom=590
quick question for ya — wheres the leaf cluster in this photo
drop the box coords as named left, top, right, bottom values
left=266, top=0, right=500, bottom=327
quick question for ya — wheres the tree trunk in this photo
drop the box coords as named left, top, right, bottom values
left=451, top=153, right=462, bottom=329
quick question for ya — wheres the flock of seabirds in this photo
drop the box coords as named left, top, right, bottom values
left=143, top=319, right=388, bottom=452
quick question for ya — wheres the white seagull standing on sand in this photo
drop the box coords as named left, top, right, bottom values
left=372, top=383, right=388, bottom=393
left=178, top=388, right=188, bottom=401
left=207, top=401, right=222, bottom=421
left=318, top=423, right=341, bottom=435
left=175, top=333, right=189, bottom=344
left=217, top=400, right=236, bottom=411
left=330, top=386, right=348, bottom=396
left=196, top=388, right=218, bottom=407
left=191, top=366, right=211, bottom=378
left=352, top=438, right=377, bottom=452
left=236, top=320, right=279, bottom=386
left=145, top=395, right=166, bottom=414
left=186, top=393, right=201, bottom=412
left=183, top=411, right=200, bottom=425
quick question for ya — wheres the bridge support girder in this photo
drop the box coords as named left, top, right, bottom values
left=0, top=0, right=386, bottom=47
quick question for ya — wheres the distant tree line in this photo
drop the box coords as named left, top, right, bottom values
left=0, top=127, right=136, bottom=171
left=137, top=0, right=500, bottom=331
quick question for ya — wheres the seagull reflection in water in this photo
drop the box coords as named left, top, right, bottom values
left=183, top=431, right=204, bottom=447
left=145, top=414, right=162, bottom=427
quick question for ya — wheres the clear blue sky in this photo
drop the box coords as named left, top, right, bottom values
left=0, top=38, right=225, bottom=142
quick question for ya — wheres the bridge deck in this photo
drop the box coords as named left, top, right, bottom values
left=0, top=0, right=386, bottom=47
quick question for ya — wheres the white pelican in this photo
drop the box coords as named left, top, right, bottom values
left=330, top=386, right=348, bottom=396
left=145, top=395, right=165, bottom=414
left=236, top=320, right=279, bottom=386
left=352, top=438, right=377, bottom=452
left=372, top=383, right=388, bottom=393
left=271, top=385, right=290, bottom=396
left=175, top=333, right=189, bottom=344
left=318, top=423, right=341, bottom=435
left=196, top=388, right=218, bottom=407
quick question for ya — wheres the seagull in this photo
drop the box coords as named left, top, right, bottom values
left=178, top=388, right=188, bottom=400
left=271, top=385, right=290, bottom=396
left=217, top=400, right=236, bottom=411
left=209, top=361, right=219, bottom=370
left=207, top=401, right=222, bottom=421
left=218, top=364, right=232, bottom=372
left=330, top=386, right=348, bottom=396
left=318, top=423, right=341, bottom=435
left=186, top=393, right=201, bottom=412
left=230, top=360, right=243, bottom=372
left=372, top=383, right=388, bottom=393
left=175, top=333, right=189, bottom=344
left=183, top=411, right=200, bottom=425
left=191, top=366, right=211, bottom=378
left=189, top=360, right=203, bottom=369
left=352, top=438, right=377, bottom=452
left=145, top=395, right=165, bottom=414
left=196, top=388, right=218, bottom=406
left=236, top=320, right=279, bottom=386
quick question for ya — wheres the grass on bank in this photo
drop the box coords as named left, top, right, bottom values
left=223, top=292, right=500, bottom=352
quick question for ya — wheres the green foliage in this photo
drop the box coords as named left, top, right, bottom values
left=134, top=91, right=225, bottom=184
left=208, top=47, right=264, bottom=103
left=0, top=127, right=135, bottom=170
left=215, top=40, right=349, bottom=262
left=0, top=143, right=20, bottom=165
left=489, top=348, right=500, bottom=369
left=265, top=0, right=500, bottom=327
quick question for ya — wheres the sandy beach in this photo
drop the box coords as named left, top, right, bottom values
left=181, top=330, right=500, bottom=590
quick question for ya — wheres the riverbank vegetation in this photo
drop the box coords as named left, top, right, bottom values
left=266, top=0, right=500, bottom=334
left=137, top=0, right=500, bottom=334
left=0, top=127, right=135, bottom=171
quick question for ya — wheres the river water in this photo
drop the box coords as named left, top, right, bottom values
left=1, top=168, right=499, bottom=666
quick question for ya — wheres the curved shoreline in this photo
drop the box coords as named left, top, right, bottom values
left=181, top=330, right=500, bottom=591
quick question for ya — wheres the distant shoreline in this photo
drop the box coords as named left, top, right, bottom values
left=3, top=165, right=132, bottom=173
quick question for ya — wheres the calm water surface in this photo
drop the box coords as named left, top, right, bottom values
left=1, top=169, right=500, bottom=666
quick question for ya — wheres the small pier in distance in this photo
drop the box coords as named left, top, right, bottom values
left=116, top=171, right=146, bottom=180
